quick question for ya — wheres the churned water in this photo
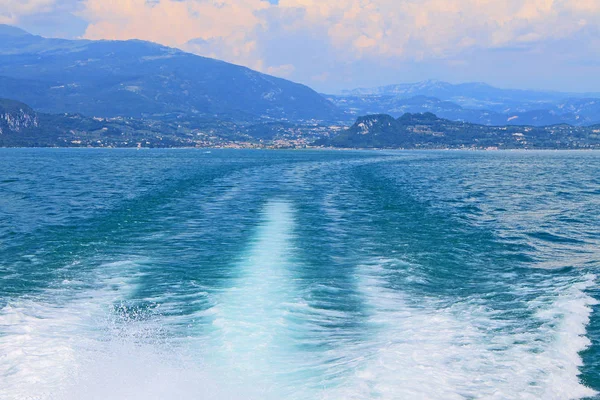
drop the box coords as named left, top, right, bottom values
left=0, top=149, right=599, bottom=399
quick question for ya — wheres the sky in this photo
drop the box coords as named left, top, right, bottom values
left=1, top=0, right=600, bottom=93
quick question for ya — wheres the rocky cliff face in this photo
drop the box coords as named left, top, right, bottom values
left=0, top=100, right=39, bottom=135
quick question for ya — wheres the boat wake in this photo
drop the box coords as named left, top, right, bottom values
left=0, top=202, right=597, bottom=400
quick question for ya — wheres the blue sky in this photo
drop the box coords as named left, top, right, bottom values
left=2, top=0, right=600, bottom=93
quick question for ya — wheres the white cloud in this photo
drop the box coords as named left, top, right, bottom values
left=0, top=0, right=57, bottom=23
left=79, top=0, right=269, bottom=70
left=4, top=0, right=600, bottom=90
left=70, top=0, right=600, bottom=70
left=275, top=0, right=600, bottom=60
left=266, top=64, right=296, bottom=78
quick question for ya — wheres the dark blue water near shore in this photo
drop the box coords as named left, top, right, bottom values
left=1, top=149, right=599, bottom=399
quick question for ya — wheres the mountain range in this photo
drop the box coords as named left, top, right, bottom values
left=327, top=80, right=600, bottom=126
left=339, top=80, right=600, bottom=106
left=4, top=24, right=600, bottom=128
left=0, top=25, right=340, bottom=123
left=2, top=24, right=600, bottom=149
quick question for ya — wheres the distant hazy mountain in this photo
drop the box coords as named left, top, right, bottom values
left=326, top=94, right=600, bottom=126
left=0, top=25, right=340, bottom=122
left=318, top=112, right=600, bottom=149
left=329, top=80, right=600, bottom=126
left=339, top=80, right=600, bottom=111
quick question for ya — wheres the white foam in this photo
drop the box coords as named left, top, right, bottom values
left=0, top=298, right=258, bottom=400
left=328, top=261, right=598, bottom=400
left=0, top=256, right=270, bottom=400
left=204, top=200, right=302, bottom=394
left=2, top=231, right=597, bottom=400
left=0, top=260, right=142, bottom=400
left=0, top=204, right=304, bottom=400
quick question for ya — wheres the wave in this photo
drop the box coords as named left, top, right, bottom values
left=1, top=203, right=597, bottom=400
left=0, top=202, right=303, bottom=400
left=327, top=260, right=598, bottom=400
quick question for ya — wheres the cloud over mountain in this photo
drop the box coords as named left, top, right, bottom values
left=3, top=0, right=600, bottom=92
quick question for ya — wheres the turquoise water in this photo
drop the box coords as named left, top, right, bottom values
left=1, top=149, right=599, bottom=399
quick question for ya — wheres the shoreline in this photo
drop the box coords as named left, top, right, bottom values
left=1, top=146, right=599, bottom=152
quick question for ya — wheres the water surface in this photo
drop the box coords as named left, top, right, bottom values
left=1, top=149, right=599, bottom=399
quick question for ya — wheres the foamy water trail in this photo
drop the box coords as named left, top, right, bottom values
left=204, top=200, right=301, bottom=396
left=1, top=206, right=598, bottom=399
left=0, top=259, right=260, bottom=400
left=0, top=261, right=142, bottom=399
left=0, top=201, right=306, bottom=400
left=0, top=260, right=236, bottom=400
left=330, top=260, right=598, bottom=400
